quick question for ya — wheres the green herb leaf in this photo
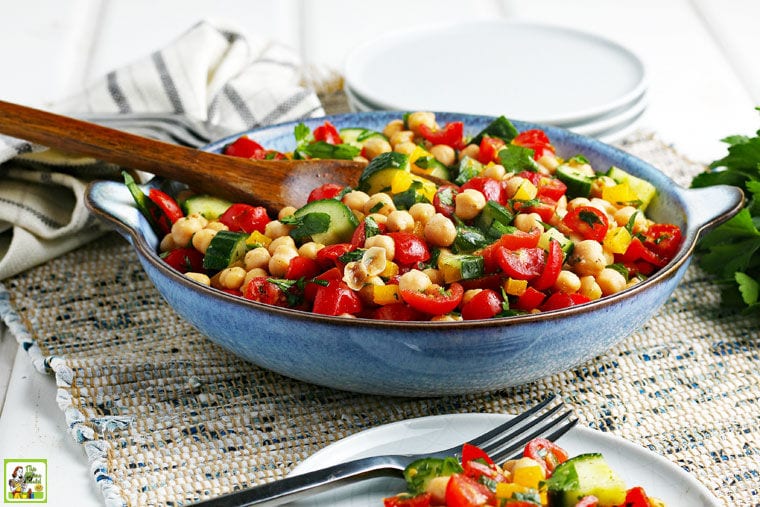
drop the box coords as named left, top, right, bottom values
left=498, top=144, right=540, bottom=173
left=281, top=212, right=331, bottom=242
left=735, top=272, right=759, bottom=306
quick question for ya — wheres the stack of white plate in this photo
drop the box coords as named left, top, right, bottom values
left=344, top=20, right=647, bottom=143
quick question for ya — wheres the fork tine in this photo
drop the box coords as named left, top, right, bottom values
left=477, top=402, right=566, bottom=456
left=464, top=394, right=556, bottom=451
left=485, top=411, right=577, bottom=465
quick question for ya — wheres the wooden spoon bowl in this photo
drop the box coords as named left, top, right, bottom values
left=0, top=100, right=367, bottom=213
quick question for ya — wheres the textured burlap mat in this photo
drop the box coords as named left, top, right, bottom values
left=2, top=97, right=759, bottom=506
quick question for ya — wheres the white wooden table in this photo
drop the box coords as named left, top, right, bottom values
left=1, top=1, right=758, bottom=505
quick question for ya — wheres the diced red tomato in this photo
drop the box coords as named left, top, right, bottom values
left=513, top=286, right=546, bottom=311
left=313, top=120, right=342, bottom=145
left=513, top=129, right=555, bottom=160
left=312, top=279, right=363, bottom=316
left=619, top=486, right=651, bottom=507
left=433, top=185, right=459, bottom=218
left=531, top=239, right=563, bottom=291
left=617, top=237, right=666, bottom=268
left=459, top=274, right=503, bottom=292
left=418, top=121, right=465, bottom=149
left=460, top=176, right=505, bottom=204
left=223, top=136, right=266, bottom=159
left=461, top=443, right=495, bottom=466
left=243, top=277, right=287, bottom=306
left=642, top=223, right=682, bottom=262
left=460, top=289, right=502, bottom=320
left=148, top=188, right=183, bottom=224
left=387, top=232, right=431, bottom=266
left=316, top=243, right=354, bottom=269
left=383, top=492, right=433, bottom=507
left=371, top=303, right=424, bottom=321
left=445, top=473, right=494, bottom=507
left=162, top=247, right=204, bottom=273
left=351, top=217, right=386, bottom=249
left=575, top=496, right=599, bottom=507
left=536, top=177, right=567, bottom=201
left=401, top=283, right=464, bottom=316
left=523, top=437, right=570, bottom=476
left=497, top=227, right=542, bottom=250
left=304, top=267, right=342, bottom=302
left=540, top=292, right=591, bottom=311
left=512, top=198, right=557, bottom=222
left=308, top=183, right=344, bottom=202
left=477, top=136, right=506, bottom=164
left=284, top=256, right=321, bottom=280
left=496, top=246, right=545, bottom=280
left=562, top=206, right=609, bottom=242
left=218, top=203, right=271, bottom=234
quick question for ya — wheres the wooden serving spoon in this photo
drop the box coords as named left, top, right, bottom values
left=0, top=100, right=368, bottom=213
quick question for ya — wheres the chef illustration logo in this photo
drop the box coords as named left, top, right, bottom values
left=4, top=459, right=46, bottom=503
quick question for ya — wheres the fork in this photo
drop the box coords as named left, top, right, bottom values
left=191, top=395, right=577, bottom=506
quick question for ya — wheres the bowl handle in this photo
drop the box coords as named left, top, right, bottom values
left=679, top=184, right=745, bottom=236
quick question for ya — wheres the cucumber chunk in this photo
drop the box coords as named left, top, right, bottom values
left=203, top=230, right=248, bottom=271
left=545, top=453, right=627, bottom=507
left=470, top=115, right=519, bottom=145
left=474, top=201, right=515, bottom=239
left=290, top=198, right=359, bottom=245
left=181, top=194, right=232, bottom=220
left=606, top=166, right=657, bottom=210
left=556, top=164, right=594, bottom=198
left=339, top=127, right=387, bottom=149
left=439, top=254, right=485, bottom=283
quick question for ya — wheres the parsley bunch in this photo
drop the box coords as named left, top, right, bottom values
left=690, top=108, right=760, bottom=312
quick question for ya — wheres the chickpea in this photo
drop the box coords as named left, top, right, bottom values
left=409, top=202, right=436, bottom=225
left=423, top=268, right=444, bottom=285
left=171, top=215, right=205, bottom=247
left=462, top=289, right=482, bottom=306
left=554, top=270, right=581, bottom=294
left=424, top=213, right=457, bottom=247
left=613, top=206, right=647, bottom=233
left=298, top=241, right=324, bottom=260
left=389, top=130, right=414, bottom=147
left=366, top=212, right=388, bottom=226
left=406, top=111, right=437, bottom=135
left=429, top=144, right=456, bottom=166
left=455, top=188, right=486, bottom=220
left=398, top=269, right=432, bottom=293
left=268, top=235, right=296, bottom=255
left=278, top=206, right=297, bottom=220
left=590, top=197, right=616, bottom=216
left=159, top=233, right=177, bottom=253
left=579, top=275, right=603, bottom=300
left=365, top=234, right=395, bottom=261
left=206, top=221, right=229, bottom=232
left=567, top=197, right=592, bottom=211
left=482, top=163, right=506, bottom=181
left=342, top=190, right=370, bottom=211
left=243, top=267, right=268, bottom=288
left=363, top=193, right=395, bottom=216
left=244, top=247, right=271, bottom=271
left=268, top=246, right=298, bottom=277
left=383, top=119, right=404, bottom=139
left=218, top=266, right=246, bottom=290
left=459, top=144, right=480, bottom=162
left=264, top=220, right=291, bottom=239
left=568, top=240, right=607, bottom=276
left=503, top=176, right=528, bottom=200
left=393, top=141, right=418, bottom=156
left=596, top=268, right=627, bottom=296
left=431, top=313, right=463, bottom=322
left=537, top=152, right=560, bottom=171
left=362, top=136, right=392, bottom=159
left=513, top=213, right=544, bottom=233
left=185, top=272, right=211, bottom=285
left=386, top=210, right=415, bottom=233
left=191, top=228, right=217, bottom=254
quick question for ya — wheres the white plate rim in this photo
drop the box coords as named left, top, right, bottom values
left=290, top=413, right=720, bottom=507
left=344, top=19, right=648, bottom=125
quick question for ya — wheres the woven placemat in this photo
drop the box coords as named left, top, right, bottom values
left=2, top=125, right=759, bottom=507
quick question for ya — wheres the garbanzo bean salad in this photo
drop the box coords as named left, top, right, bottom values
left=125, top=113, right=682, bottom=320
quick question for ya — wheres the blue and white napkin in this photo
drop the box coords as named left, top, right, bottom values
left=0, top=20, right=325, bottom=280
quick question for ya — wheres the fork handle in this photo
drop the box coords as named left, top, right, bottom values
left=192, top=455, right=405, bottom=506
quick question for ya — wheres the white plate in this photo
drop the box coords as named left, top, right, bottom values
left=344, top=20, right=647, bottom=125
left=289, top=413, right=720, bottom=506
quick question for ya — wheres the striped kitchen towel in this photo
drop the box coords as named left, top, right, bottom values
left=0, top=20, right=325, bottom=280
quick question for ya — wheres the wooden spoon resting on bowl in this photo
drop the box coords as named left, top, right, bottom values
left=0, top=100, right=368, bottom=213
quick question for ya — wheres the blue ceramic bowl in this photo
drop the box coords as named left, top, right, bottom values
left=85, top=112, right=743, bottom=397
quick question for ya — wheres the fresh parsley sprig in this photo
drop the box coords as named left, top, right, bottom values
left=690, top=108, right=760, bottom=312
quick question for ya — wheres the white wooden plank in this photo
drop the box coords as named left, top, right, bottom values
left=692, top=0, right=760, bottom=104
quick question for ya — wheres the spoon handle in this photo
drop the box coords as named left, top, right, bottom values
left=0, top=100, right=364, bottom=211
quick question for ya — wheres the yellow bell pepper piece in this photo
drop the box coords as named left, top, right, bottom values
left=380, top=261, right=399, bottom=279
left=246, top=230, right=271, bottom=248
left=495, top=482, right=531, bottom=500
left=504, top=277, right=528, bottom=296
left=513, top=179, right=538, bottom=201
left=602, top=182, right=640, bottom=207
left=512, top=457, right=546, bottom=489
left=371, top=284, right=401, bottom=305
left=604, top=226, right=633, bottom=254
